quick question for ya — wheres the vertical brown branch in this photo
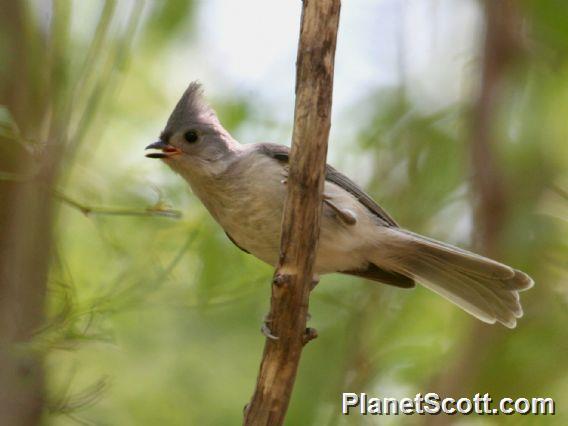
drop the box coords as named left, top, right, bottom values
left=243, top=1, right=341, bottom=424
left=470, top=0, right=522, bottom=257
left=0, top=4, right=49, bottom=425
left=425, top=1, right=523, bottom=423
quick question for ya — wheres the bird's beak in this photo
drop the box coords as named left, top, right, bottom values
left=145, top=140, right=181, bottom=159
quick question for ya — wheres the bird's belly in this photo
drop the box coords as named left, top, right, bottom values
left=201, top=157, right=374, bottom=275
left=314, top=211, right=372, bottom=274
left=217, top=192, right=370, bottom=275
left=216, top=188, right=285, bottom=266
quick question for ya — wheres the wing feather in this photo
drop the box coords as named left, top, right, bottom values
left=257, top=143, right=398, bottom=227
left=257, top=143, right=413, bottom=289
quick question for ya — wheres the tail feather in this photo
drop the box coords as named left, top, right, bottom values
left=400, top=230, right=517, bottom=280
left=373, top=229, right=534, bottom=328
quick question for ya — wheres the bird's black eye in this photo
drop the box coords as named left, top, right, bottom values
left=184, top=130, right=199, bottom=143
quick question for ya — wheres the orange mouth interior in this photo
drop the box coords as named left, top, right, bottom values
left=145, top=146, right=181, bottom=159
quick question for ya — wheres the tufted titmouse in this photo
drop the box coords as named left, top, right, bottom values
left=145, top=82, right=533, bottom=328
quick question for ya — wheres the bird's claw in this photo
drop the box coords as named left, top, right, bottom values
left=273, top=273, right=291, bottom=287
left=303, top=327, right=318, bottom=345
left=261, top=323, right=279, bottom=340
left=261, top=315, right=316, bottom=343
left=261, top=315, right=279, bottom=340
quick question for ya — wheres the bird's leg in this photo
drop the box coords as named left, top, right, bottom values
left=261, top=314, right=279, bottom=340
left=261, top=274, right=318, bottom=341
left=302, top=274, right=320, bottom=344
left=306, top=274, right=319, bottom=323
left=310, top=274, right=320, bottom=291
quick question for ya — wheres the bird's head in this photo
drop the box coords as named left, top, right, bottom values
left=145, top=82, right=237, bottom=177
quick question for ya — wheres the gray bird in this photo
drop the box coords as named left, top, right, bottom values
left=146, top=82, right=533, bottom=328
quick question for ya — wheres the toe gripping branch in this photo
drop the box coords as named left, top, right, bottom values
left=261, top=315, right=279, bottom=340
left=260, top=273, right=319, bottom=343
left=261, top=316, right=318, bottom=345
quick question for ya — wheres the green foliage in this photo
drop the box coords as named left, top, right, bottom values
left=144, top=0, right=196, bottom=46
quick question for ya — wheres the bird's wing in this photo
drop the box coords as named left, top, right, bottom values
left=256, top=143, right=413, bottom=288
left=257, top=143, right=399, bottom=228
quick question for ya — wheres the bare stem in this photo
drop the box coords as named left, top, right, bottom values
left=54, top=190, right=181, bottom=219
left=243, top=1, right=341, bottom=425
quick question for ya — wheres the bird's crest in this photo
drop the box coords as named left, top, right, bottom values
left=165, top=81, right=219, bottom=132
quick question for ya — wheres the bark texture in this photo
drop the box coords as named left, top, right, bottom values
left=243, top=1, right=341, bottom=424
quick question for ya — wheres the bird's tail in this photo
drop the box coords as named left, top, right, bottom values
left=371, top=228, right=534, bottom=328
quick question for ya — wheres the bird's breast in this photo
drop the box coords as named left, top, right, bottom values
left=194, top=159, right=287, bottom=266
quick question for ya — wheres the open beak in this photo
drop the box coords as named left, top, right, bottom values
left=145, top=140, right=181, bottom=159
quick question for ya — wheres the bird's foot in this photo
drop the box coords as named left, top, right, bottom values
left=261, top=315, right=279, bottom=340
left=272, top=273, right=291, bottom=287
left=303, top=327, right=318, bottom=345
left=261, top=315, right=316, bottom=344
left=302, top=312, right=318, bottom=345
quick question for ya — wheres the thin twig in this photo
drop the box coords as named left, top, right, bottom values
left=243, top=1, right=341, bottom=424
left=550, top=184, right=568, bottom=203
left=0, top=175, right=180, bottom=219
left=54, top=190, right=181, bottom=219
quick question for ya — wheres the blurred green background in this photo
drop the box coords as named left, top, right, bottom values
left=0, top=0, right=566, bottom=425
